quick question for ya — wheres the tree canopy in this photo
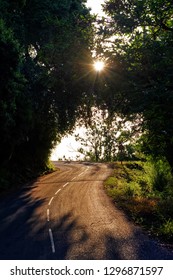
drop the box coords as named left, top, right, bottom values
left=1, top=0, right=173, bottom=189
left=0, top=0, right=95, bottom=187
left=92, top=0, right=173, bottom=167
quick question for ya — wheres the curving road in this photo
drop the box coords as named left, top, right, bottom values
left=0, top=161, right=173, bottom=260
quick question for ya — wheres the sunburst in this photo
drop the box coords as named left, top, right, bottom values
left=94, top=61, right=105, bottom=72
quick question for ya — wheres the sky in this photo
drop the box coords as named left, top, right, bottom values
left=51, top=0, right=105, bottom=161
left=86, top=0, right=105, bottom=16
left=51, top=127, right=87, bottom=161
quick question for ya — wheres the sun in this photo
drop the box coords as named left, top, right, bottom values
left=94, top=60, right=105, bottom=72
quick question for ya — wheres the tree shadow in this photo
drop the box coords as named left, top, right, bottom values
left=0, top=186, right=173, bottom=260
left=88, top=164, right=101, bottom=176
left=49, top=213, right=89, bottom=260
left=49, top=213, right=173, bottom=260
left=0, top=185, right=47, bottom=259
left=0, top=187, right=89, bottom=259
left=104, top=229, right=173, bottom=260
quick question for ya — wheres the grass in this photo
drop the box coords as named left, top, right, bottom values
left=105, top=161, right=173, bottom=243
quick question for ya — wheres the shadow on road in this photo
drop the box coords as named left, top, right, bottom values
left=0, top=188, right=173, bottom=260
left=0, top=198, right=173, bottom=259
left=48, top=213, right=173, bottom=260
left=49, top=213, right=88, bottom=260
left=104, top=231, right=173, bottom=260
left=0, top=186, right=47, bottom=260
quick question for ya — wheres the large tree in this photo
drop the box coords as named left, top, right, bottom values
left=96, top=0, right=173, bottom=166
left=0, top=19, right=28, bottom=171
left=0, top=0, right=94, bottom=186
left=75, top=109, right=140, bottom=162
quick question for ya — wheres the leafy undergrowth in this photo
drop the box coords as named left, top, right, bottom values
left=105, top=161, right=173, bottom=243
left=0, top=161, right=56, bottom=196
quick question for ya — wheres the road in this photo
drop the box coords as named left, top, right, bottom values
left=0, top=161, right=173, bottom=260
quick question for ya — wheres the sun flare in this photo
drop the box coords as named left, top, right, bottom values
left=94, top=61, right=105, bottom=72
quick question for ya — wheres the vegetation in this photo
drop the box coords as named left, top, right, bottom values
left=75, top=108, right=141, bottom=162
left=86, top=1, right=173, bottom=242
left=0, top=0, right=94, bottom=190
left=93, top=0, right=173, bottom=168
left=105, top=159, right=173, bottom=242
left=1, top=0, right=173, bottom=248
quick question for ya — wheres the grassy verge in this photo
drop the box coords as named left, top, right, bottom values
left=105, top=161, right=173, bottom=243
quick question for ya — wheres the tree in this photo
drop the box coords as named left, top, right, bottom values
left=96, top=0, right=173, bottom=167
left=75, top=109, right=140, bottom=162
left=0, top=0, right=95, bottom=187
left=0, top=19, right=28, bottom=169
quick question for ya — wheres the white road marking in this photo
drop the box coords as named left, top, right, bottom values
left=49, top=229, right=55, bottom=253
left=46, top=166, right=90, bottom=255
left=47, top=209, right=50, bottom=222
left=48, top=196, right=54, bottom=206
left=55, top=189, right=61, bottom=195
left=63, top=182, right=69, bottom=188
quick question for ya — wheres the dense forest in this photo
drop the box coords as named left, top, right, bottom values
left=0, top=0, right=173, bottom=197
left=0, top=0, right=95, bottom=188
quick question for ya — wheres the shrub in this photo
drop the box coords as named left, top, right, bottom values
left=105, top=160, right=173, bottom=242
left=159, top=220, right=173, bottom=241
left=157, top=197, right=173, bottom=219
left=143, top=158, right=173, bottom=193
left=124, top=181, right=142, bottom=197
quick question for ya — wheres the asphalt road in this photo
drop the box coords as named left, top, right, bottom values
left=0, top=161, right=173, bottom=260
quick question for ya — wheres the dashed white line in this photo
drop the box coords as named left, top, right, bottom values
left=47, top=170, right=89, bottom=254
left=49, top=229, right=55, bottom=253
left=48, top=196, right=54, bottom=206
left=78, top=167, right=89, bottom=177
left=63, top=182, right=69, bottom=188
left=55, top=189, right=61, bottom=195
left=47, top=209, right=50, bottom=222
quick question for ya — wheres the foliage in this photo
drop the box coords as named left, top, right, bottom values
left=105, top=159, right=173, bottom=242
left=0, top=19, right=27, bottom=167
left=0, top=0, right=95, bottom=189
left=75, top=108, right=141, bottom=162
left=94, top=0, right=173, bottom=168
left=159, top=220, right=173, bottom=241
left=143, top=158, right=173, bottom=193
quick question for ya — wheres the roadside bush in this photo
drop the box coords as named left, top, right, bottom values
left=157, top=197, right=173, bottom=219
left=124, top=181, right=142, bottom=197
left=159, top=219, right=173, bottom=241
left=143, top=158, right=173, bottom=194
left=105, top=160, right=173, bottom=243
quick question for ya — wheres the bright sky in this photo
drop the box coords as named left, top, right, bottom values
left=86, top=0, right=105, bottom=16
left=51, top=127, right=87, bottom=161
left=51, top=0, right=105, bottom=161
